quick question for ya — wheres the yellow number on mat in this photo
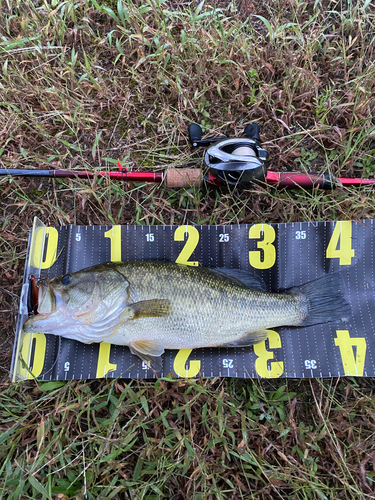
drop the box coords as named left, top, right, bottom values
left=334, top=330, right=366, bottom=376
left=254, top=330, right=284, bottom=378
left=249, top=224, right=276, bottom=270
left=326, top=221, right=355, bottom=266
left=173, top=349, right=201, bottom=377
left=174, top=226, right=199, bottom=266
left=96, top=343, right=117, bottom=378
left=30, top=227, right=59, bottom=269
left=20, top=332, right=46, bottom=379
left=104, top=226, right=122, bottom=262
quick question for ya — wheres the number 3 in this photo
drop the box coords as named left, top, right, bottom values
left=253, top=330, right=284, bottom=378
left=249, top=224, right=276, bottom=270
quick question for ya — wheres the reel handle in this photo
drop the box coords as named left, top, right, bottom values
left=188, top=123, right=203, bottom=146
left=188, top=123, right=229, bottom=147
left=244, top=123, right=261, bottom=142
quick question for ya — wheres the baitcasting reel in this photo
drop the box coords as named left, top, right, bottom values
left=188, top=123, right=269, bottom=188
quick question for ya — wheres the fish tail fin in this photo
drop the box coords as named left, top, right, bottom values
left=291, top=273, right=352, bottom=327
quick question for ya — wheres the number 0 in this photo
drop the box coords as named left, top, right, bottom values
left=30, top=226, right=59, bottom=269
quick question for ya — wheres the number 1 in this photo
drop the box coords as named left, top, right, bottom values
left=104, top=226, right=122, bottom=262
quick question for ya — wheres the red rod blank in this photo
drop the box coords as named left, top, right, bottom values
left=53, top=170, right=164, bottom=182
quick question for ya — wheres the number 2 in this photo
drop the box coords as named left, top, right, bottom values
left=174, top=226, right=199, bottom=266
left=174, top=349, right=201, bottom=377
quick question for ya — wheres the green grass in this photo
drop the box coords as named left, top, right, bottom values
left=1, top=377, right=375, bottom=500
left=1, top=0, right=375, bottom=498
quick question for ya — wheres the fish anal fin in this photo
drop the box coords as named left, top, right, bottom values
left=129, top=340, right=165, bottom=370
left=221, top=330, right=270, bottom=348
left=129, top=299, right=172, bottom=319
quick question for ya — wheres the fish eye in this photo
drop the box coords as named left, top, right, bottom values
left=61, top=274, right=72, bottom=285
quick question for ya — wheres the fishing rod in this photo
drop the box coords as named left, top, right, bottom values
left=1, top=123, right=374, bottom=190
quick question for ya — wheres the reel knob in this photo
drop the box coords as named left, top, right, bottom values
left=244, top=123, right=261, bottom=142
left=188, top=123, right=203, bottom=146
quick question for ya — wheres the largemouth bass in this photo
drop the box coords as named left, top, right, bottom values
left=23, top=262, right=351, bottom=368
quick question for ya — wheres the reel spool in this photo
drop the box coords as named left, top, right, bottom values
left=188, top=123, right=269, bottom=188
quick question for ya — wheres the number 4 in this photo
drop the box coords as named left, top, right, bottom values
left=326, top=221, right=355, bottom=266
left=335, top=330, right=366, bottom=376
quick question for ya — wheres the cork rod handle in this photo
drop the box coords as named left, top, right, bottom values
left=164, top=168, right=203, bottom=188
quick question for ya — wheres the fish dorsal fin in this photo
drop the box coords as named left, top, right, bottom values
left=221, top=329, right=270, bottom=347
left=208, top=268, right=267, bottom=292
left=128, top=299, right=172, bottom=319
left=129, top=340, right=164, bottom=370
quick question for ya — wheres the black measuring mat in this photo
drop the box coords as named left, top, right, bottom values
left=12, top=220, right=375, bottom=381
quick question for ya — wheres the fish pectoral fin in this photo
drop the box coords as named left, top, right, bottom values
left=221, top=330, right=270, bottom=347
left=129, top=340, right=165, bottom=370
left=128, top=299, right=172, bottom=319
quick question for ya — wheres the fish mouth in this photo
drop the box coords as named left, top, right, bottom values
left=35, top=279, right=71, bottom=317
left=23, top=282, right=65, bottom=333
left=23, top=312, right=54, bottom=332
left=36, top=281, right=56, bottom=314
left=27, top=276, right=39, bottom=315
left=37, top=282, right=47, bottom=310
